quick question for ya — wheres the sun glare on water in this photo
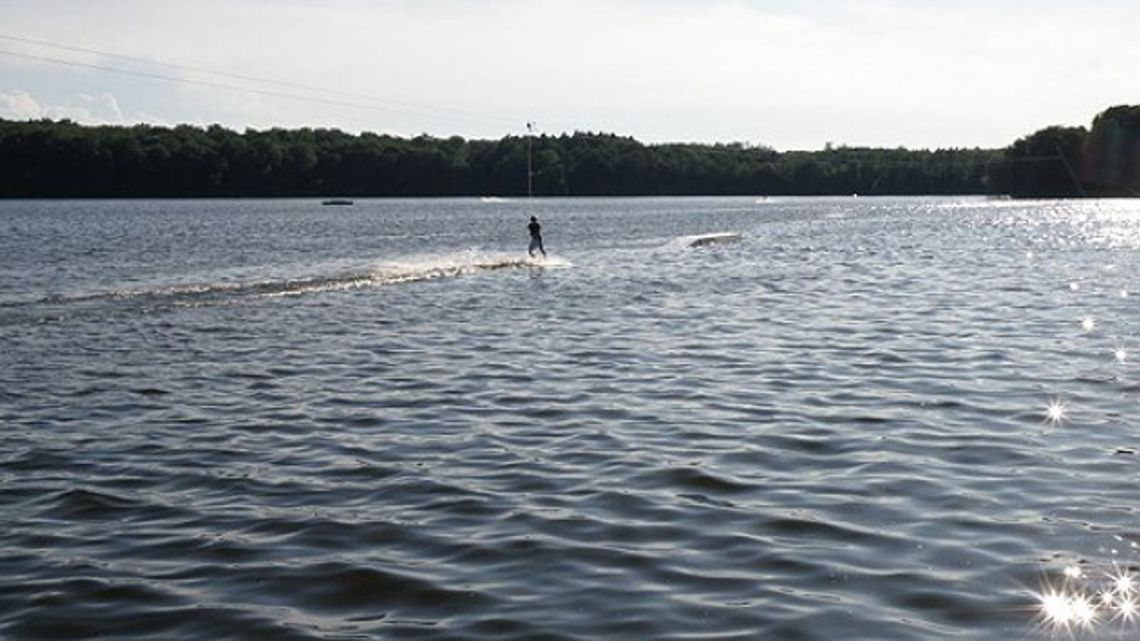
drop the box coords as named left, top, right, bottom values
left=1045, top=397, right=1069, bottom=425
left=1035, top=566, right=1140, bottom=634
left=1082, top=316, right=1097, bottom=333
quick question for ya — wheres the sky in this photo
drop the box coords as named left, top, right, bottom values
left=0, top=0, right=1136, bottom=150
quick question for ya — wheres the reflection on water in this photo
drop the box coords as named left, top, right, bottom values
left=3, top=196, right=1140, bottom=640
left=1035, top=561, right=1140, bottom=634
left=1045, top=397, right=1069, bottom=425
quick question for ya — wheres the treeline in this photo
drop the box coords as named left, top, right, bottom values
left=0, top=118, right=997, bottom=198
left=1, top=106, right=1136, bottom=198
left=993, top=105, right=1140, bottom=198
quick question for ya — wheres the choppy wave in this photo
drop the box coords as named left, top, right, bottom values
left=7, top=197, right=1140, bottom=640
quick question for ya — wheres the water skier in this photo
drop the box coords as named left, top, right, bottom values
left=528, top=216, right=547, bottom=258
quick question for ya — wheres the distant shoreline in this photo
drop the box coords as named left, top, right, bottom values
left=2, top=106, right=1137, bottom=198
left=0, top=191, right=1003, bottom=199
left=0, top=118, right=999, bottom=199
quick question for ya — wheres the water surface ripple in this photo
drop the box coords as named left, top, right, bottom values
left=3, top=197, right=1140, bottom=640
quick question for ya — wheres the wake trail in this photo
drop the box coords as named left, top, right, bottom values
left=1, top=249, right=572, bottom=315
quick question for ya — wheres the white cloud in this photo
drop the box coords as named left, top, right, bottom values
left=0, top=90, right=128, bottom=124
left=0, top=91, right=45, bottom=119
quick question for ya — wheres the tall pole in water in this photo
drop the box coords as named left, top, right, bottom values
left=526, top=121, right=534, bottom=198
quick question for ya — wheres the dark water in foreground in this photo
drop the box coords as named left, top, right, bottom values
left=3, top=196, right=1140, bottom=640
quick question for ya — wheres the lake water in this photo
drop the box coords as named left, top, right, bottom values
left=3, top=196, right=1140, bottom=640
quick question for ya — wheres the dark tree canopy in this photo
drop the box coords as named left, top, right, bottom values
left=1083, top=105, right=1140, bottom=197
left=0, top=118, right=1001, bottom=198
left=995, top=125, right=1089, bottom=199
left=4, top=107, right=1138, bottom=199
left=985, top=105, right=1140, bottom=198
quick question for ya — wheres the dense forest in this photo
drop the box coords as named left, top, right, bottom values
left=1, top=105, right=1137, bottom=198
left=998, top=105, right=1140, bottom=198
left=0, top=119, right=997, bottom=197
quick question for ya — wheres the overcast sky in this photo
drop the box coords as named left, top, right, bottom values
left=0, top=0, right=1136, bottom=150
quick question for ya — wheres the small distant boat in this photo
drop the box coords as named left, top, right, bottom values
left=321, top=199, right=354, bottom=206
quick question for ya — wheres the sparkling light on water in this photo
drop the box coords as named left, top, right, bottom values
left=1115, top=595, right=1139, bottom=624
left=1035, top=566, right=1140, bottom=635
left=1115, top=346, right=1128, bottom=364
left=1039, top=589, right=1076, bottom=628
left=1045, top=397, right=1069, bottom=425
left=1073, top=593, right=1097, bottom=627
left=1113, top=570, right=1135, bottom=596
left=1082, top=316, right=1097, bottom=333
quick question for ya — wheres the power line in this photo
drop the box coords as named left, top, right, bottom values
left=0, top=49, right=425, bottom=117
left=0, top=34, right=523, bottom=130
left=0, top=33, right=383, bottom=101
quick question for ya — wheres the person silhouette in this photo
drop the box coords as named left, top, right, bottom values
left=527, top=215, right=547, bottom=258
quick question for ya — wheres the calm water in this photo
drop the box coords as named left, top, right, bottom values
left=3, top=196, right=1140, bottom=640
